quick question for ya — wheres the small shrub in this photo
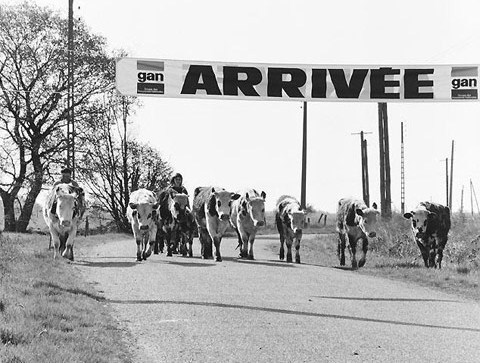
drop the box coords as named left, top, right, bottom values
left=0, top=327, right=25, bottom=346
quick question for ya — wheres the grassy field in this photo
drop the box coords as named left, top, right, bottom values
left=285, top=213, right=480, bottom=301
left=0, top=233, right=133, bottom=363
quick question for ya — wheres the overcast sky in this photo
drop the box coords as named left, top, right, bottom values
left=8, top=0, right=480, bottom=212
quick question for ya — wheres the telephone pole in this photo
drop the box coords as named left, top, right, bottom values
left=449, top=140, right=454, bottom=210
left=445, top=158, right=449, bottom=207
left=378, top=103, right=392, bottom=219
left=351, top=131, right=372, bottom=206
left=300, top=101, right=307, bottom=209
left=400, top=122, right=405, bottom=215
left=66, top=0, right=75, bottom=177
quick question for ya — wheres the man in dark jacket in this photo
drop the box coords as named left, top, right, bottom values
left=170, top=173, right=188, bottom=195
left=54, top=167, right=79, bottom=187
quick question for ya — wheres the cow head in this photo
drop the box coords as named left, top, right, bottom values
left=241, top=191, right=266, bottom=227
left=208, top=188, right=241, bottom=221
left=51, top=184, right=82, bottom=228
left=129, top=201, right=159, bottom=233
left=355, top=203, right=380, bottom=238
left=168, top=191, right=190, bottom=221
left=284, top=205, right=305, bottom=234
left=404, top=205, right=434, bottom=239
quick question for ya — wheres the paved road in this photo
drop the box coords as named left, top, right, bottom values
left=75, top=235, right=480, bottom=363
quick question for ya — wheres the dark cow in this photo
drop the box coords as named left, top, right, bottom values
left=155, top=188, right=195, bottom=256
left=336, top=198, right=379, bottom=269
left=192, top=186, right=240, bottom=261
left=403, top=202, right=451, bottom=268
left=275, top=195, right=305, bottom=263
left=230, top=189, right=266, bottom=259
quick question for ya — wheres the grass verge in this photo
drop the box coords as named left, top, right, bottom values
left=0, top=233, right=133, bottom=363
left=268, top=214, right=480, bottom=301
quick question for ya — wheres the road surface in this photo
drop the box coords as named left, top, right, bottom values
left=75, top=235, right=480, bottom=363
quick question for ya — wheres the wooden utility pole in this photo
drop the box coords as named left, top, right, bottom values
left=445, top=158, right=449, bottom=207
left=400, top=122, right=405, bottom=215
left=300, top=101, right=307, bottom=209
left=378, top=103, right=392, bottom=219
left=67, top=0, right=75, bottom=177
left=471, top=179, right=474, bottom=218
left=460, top=185, right=465, bottom=222
left=351, top=131, right=372, bottom=206
left=449, top=140, right=454, bottom=210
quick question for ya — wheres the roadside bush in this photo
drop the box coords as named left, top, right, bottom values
left=370, top=213, right=480, bottom=270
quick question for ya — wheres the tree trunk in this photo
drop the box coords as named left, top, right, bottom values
left=16, top=154, right=44, bottom=232
left=0, top=191, right=16, bottom=232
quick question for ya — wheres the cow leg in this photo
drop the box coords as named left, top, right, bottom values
left=234, top=227, right=245, bottom=258
left=416, top=240, right=429, bottom=267
left=294, top=231, right=302, bottom=264
left=59, top=233, right=67, bottom=255
left=349, top=238, right=358, bottom=270
left=286, top=232, right=293, bottom=263
left=49, top=228, right=61, bottom=259
left=213, top=236, right=222, bottom=262
left=279, top=232, right=285, bottom=261
left=239, top=230, right=249, bottom=259
left=153, top=228, right=161, bottom=254
left=136, top=237, right=143, bottom=261
left=247, top=233, right=255, bottom=260
left=63, top=228, right=78, bottom=261
left=172, top=228, right=179, bottom=254
left=435, top=235, right=447, bottom=269
left=165, top=228, right=173, bottom=257
left=358, top=238, right=368, bottom=268
left=143, top=226, right=156, bottom=260
left=276, top=216, right=285, bottom=261
left=187, top=231, right=193, bottom=257
left=337, top=233, right=346, bottom=266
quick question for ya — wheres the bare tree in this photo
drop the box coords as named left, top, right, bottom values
left=77, top=93, right=172, bottom=232
left=0, top=3, right=112, bottom=231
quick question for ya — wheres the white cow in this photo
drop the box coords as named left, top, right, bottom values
left=126, top=188, right=159, bottom=261
left=0, top=193, right=4, bottom=233
left=230, top=189, right=266, bottom=259
left=43, top=183, right=85, bottom=260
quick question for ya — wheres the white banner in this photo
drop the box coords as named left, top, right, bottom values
left=116, top=58, right=479, bottom=102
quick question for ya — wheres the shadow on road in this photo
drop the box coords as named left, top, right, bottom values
left=77, top=260, right=139, bottom=268
left=33, top=281, right=105, bottom=301
left=106, top=299, right=480, bottom=333
left=311, top=295, right=461, bottom=303
left=234, top=259, right=297, bottom=268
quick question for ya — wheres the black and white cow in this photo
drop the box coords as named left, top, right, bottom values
left=192, top=187, right=240, bottom=261
left=336, top=198, right=379, bottom=269
left=43, top=183, right=86, bottom=260
left=403, top=202, right=451, bottom=268
left=275, top=195, right=305, bottom=263
left=230, top=189, right=266, bottom=259
left=126, top=189, right=159, bottom=261
left=157, top=188, right=193, bottom=257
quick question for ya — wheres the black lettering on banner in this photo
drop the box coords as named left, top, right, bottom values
left=404, top=69, right=434, bottom=99
left=370, top=68, right=400, bottom=99
left=329, top=69, right=368, bottom=98
left=223, top=66, right=262, bottom=96
left=181, top=65, right=221, bottom=95
left=311, top=69, right=327, bottom=98
left=267, top=68, right=306, bottom=98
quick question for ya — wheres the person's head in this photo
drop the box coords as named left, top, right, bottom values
left=61, top=167, right=72, bottom=182
left=171, top=173, right=183, bottom=187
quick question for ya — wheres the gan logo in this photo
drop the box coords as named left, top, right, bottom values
left=451, top=67, right=478, bottom=100
left=137, top=60, right=164, bottom=95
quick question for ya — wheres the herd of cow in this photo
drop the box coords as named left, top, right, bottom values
left=39, top=183, right=452, bottom=269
